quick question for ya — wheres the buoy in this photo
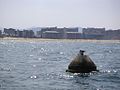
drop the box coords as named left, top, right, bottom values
left=66, top=50, right=97, bottom=73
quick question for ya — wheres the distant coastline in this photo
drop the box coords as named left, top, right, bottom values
left=1, top=27, right=120, bottom=40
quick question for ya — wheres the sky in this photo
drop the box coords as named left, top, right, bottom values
left=0, top=0, right=120, bottom=29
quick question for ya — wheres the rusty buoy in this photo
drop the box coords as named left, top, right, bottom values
left=66, top=50, right=97, bottom=73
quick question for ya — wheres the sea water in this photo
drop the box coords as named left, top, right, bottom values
left=0, top=39, right=120, bottom=90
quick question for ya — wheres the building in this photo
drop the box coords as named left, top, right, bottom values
left=104, top=29, right=120, bottom=40
left=0, top=30, right=2, bottom=37
left=36, top=30, right=42, bottom=38
left=65, top=27, right=78, bottom=32
left=41, top=27, right=58, bottom=33
left=66, top=32, right=83, bottom=39
left=82, top=28, right=105, bottom=39
left=23, top=30, right=34, bottom=38
left=41, top=27, right=64, bottom=38
left=4, top=28, right=16, bottom=36
left=42, top=31, right=63, bottom=39
left=40, top=27, right=79, bottom=39
left=16, top=30, right=23, bottom=37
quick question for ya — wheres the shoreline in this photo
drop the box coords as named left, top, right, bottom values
left=0, top=37, right=120, bottom=43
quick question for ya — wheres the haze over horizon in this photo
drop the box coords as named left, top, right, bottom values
left=0, top=0, right=120, bottom=30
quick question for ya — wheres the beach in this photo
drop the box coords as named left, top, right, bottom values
left=1, top=37, right=120, bottom=43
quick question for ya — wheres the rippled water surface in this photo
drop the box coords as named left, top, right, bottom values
left=0, top=39, right=120, bottom=90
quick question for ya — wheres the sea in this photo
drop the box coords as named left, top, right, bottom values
left=0, top=39, right=120, bottom=90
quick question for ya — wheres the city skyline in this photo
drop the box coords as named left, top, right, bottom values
left=2, top=27, right=120, bottom=40
left=0, top=0, right=120, bottom=30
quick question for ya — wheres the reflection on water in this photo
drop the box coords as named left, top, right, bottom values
left=0, top=40, right=120, bottom=90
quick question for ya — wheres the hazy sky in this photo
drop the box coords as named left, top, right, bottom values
left=0, top=0, right=120, bottom=29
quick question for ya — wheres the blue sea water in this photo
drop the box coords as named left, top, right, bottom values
left=0, top=39, right=120, bottom=90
